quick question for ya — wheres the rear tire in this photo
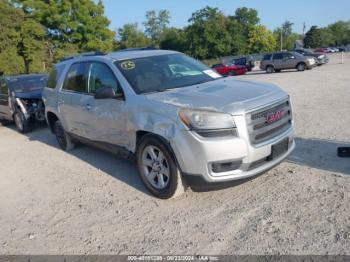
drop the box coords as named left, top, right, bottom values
left=13, top=110, right=31, bottom=133
left=54, top=120, right=75, bottom=151
left=266, top=65, right=274, bottom=74
left=297, top=63, right=306, bottom=71
left=136, top=135, right=186, bottom=199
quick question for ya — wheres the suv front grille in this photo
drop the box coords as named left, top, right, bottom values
left=247, top=99, right=292, bottom=145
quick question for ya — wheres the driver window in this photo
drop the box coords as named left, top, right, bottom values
left=88, top=62, right=120, bottom=94
left=286, top=53, right=295, bottom=59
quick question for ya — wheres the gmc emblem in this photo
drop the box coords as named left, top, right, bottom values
left=266, top=110, right=286, bottom=123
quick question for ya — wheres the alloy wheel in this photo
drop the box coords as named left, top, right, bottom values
left=141, top=145, right=170, bottom=190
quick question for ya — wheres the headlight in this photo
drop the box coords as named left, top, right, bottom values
left=308, top=58, right=315, bottom=64
left=179, top=109, right=236, bottom=130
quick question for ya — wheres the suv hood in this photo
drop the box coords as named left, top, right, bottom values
left=145, top=78, right=288, bottom=115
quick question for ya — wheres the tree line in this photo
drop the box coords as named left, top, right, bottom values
left=1, top=0, right=350, bottom=75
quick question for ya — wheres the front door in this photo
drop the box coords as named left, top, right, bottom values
left=282, top=52, right=296, bottom=69
left=84, top=62, right=129, bottom=148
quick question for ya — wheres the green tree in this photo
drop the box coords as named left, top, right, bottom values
left=16, top=0, right=115, bottom=59
left=160, top=28, right=187, bottom=52
left=0, top=0, right=24, bottom=75
left=327, top=21, right=350, bottom=46
left=117, top=23, right=151, bottom=49
left=304, top=26, right=334, bottom=48
left=233, top=7, right=260, bottom=28
left=228, top=7, right=260, bottom=54
left=18, top=18, right=46, bottom=73
left=185, top=6, right=232, bottom=59
left=247, top=25, right=277, bottom=53
left=226, top=18, right=246, bottom=55
left=143, top=9, right=170, bottom=46
left=0, top=0, right=45, bottom=74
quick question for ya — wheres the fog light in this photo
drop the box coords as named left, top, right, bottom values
left=211, top=160, right=242, bottom=173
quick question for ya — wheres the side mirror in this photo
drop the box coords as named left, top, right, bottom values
left=94, top=87, right=124, bottom=100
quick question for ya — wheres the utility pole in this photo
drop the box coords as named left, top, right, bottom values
left=280, top=29, right=283, bottom=51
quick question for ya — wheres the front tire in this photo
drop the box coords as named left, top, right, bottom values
left=136, top=135, right=186, bottom=199
left=297, top=63, right=306, bottom=71
left=13, top=110, right=31, bottom=133
left=54, top=120, right=75, bottom=151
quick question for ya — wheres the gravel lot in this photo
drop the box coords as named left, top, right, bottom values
left=1, top=53, right=350, bottom=255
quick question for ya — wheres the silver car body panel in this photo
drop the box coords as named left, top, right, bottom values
left=43, top=50, right=295, bottom=185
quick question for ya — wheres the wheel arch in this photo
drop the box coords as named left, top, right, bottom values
left=135, top=130, right=183, bottom=174
left=46, top=111, right=59, bottom=133
left=296, top=61, right=306, bottom=67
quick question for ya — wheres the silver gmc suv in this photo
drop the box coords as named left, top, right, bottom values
left=43, top=49, right=295, bottom=199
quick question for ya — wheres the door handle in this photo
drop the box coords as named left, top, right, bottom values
left=85, top=104, right=92, bottom=110
left=58, top=99, right=64, bottom=105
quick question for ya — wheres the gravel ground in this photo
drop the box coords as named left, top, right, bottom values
left=0, top=53, right=350, bottom=255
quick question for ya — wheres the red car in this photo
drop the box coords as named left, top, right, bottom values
left=314, top=48, right=326, bottom=54
left=212, top=63, right=247, bottom=76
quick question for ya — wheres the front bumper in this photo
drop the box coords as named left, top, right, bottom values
left=171, top=116, right=295, bottom=187
left=317, top=57, right=329, bottom=65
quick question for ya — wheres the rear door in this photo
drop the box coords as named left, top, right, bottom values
left=272, top=53, right=284, bottom=69
left=0, top=78, right=11, bottom=120
left=84, top=62, right=129, bottom=147
left=58, top=62, right=92, bottom=137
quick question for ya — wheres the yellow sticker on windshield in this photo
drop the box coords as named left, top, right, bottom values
left=121, top=61, right=135, bottom=70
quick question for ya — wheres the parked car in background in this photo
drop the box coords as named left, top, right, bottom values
left=326, top=47, right=338, bottom=53
left=314, top=48, right=326, bottom=54
left=292, top=48, right=329, bottom=65
left=231, top=55, right=255, bottom=71
left=0, top=74, right=48, bottom=133
left=212, top=63, right=247, bottom=76
left=260, top=51, right=316, bottom=73
left=43, top=49, right=295, bottom=199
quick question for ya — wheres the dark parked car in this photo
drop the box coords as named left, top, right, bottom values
left=0, top=74, right=48, bottom=133
left=260, top=52, right=316, bottom=73
left=231, top=55, right=255, bottom=71
left=292, top=48, right=329, bottom=65
left=212, top=63, right=247, bottom=76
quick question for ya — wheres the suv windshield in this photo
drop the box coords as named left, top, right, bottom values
left=8, top=75, right=48, bottom=93
left=114, top=54, right=222, bottom=94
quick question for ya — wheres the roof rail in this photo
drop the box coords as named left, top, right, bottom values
left=116, top=47, right=159, bottom=52
left=59, top=51, right=106, bottom=62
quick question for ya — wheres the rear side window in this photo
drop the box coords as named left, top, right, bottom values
left=273, top=53, right=283, bottom=60
left=88, top=62, right=120, bottom=94
left=63, top=63, right=89, bottom=93
left=263, top=54, right=272, bottom=60
left=48, top=64, right=65, bottom=89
